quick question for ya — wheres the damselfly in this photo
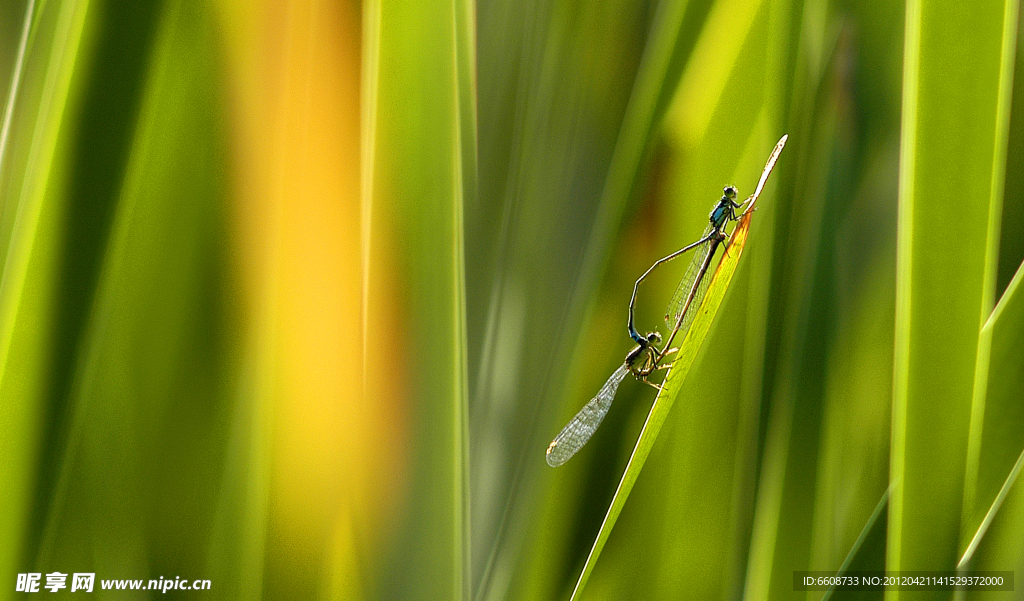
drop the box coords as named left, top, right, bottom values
left=648, top=135, right=787, bottom=358
left=545, top=329, right=665, bottom=467
left=545, top=135, right=787, bottom=467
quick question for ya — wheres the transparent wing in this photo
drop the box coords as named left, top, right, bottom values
left=670, top=247, right=715, bottom=342
left=664, top=224, right=714, bottom=328
left=546, top=364, right=630, bottom=467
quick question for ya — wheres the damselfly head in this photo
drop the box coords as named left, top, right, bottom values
left=723, top=186, right=738, bottom=200
left=645, top=331, right=662, bottom=345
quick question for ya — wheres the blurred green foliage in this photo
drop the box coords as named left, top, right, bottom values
left=0, top=0, right=1022, bottom=600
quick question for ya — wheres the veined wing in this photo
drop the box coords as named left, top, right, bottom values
left=546, top=364, right=630, bottom=467
left=664, top=224, right=714, bottom=329
left=668, top=245, right=715, bottom=345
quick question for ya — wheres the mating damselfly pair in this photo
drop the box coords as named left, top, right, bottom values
left=546, top=135, right=788, bottom=467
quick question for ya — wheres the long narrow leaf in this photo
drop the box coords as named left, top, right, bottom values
left=0, top=0, right=89, bottom=588
left=568, top=137, right=783, bottom=598
left=891, top=0, right=1016, bottom=580
left=959, top=261, right=1024, bottom=569
left=364, top=0, right=475, bottom=597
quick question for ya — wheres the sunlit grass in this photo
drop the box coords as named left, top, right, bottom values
left=891, top=0, right=1018, bottom=582
left=0, top=0, right=1023, bottom=600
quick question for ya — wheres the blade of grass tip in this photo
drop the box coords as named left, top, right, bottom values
left=749, top=135, right=786, bottom=205
left=820, top=484, right=893, bottom=601
left=958, top=260, right=1024, bottom=568
left=987, top=256, right=1024, bottom=332
left=569, top=207, right=756, bottom=601
left=959, top=445, right=1024, bottom=569
left=956, top=278, right=1024, bottom=598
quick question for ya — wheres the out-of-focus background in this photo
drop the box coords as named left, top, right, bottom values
left=0, top=0, right=1022, bottom=599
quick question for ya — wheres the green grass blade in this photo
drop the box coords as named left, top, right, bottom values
left=959, top=261, right=1024, bottom=567
left=959, top=299, right=1024, bottom=594
left=958, top=287, right=1024, bottom=594
left=30, top=0, right=229, bottom=584
left=959, top=447, right=1024, bottom=568
left=960, top=468, right=1024, bottom=601
left=569, top=202, right=762, bottom=601
left=474, top=2, right=719, bottom=598
left=961, top=0, right=1022, bottom=553
left=365, top=0, right=474, bottom=597
left=996, top=20, right=1024, bottom=297
left=0, top=0, right=88, bottom=592
left=820, top=486, right=891, bottom=601
left=0, top=0, right=34, bottom=175
left=633, top=0, right=793, bottom=595
left=890, top=0, right=1017, bottom=580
